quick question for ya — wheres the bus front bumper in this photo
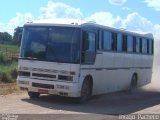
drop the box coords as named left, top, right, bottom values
left=17, top=77, right=81, bottom=98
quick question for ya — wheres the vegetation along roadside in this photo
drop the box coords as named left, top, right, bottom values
left=0, top=44, right=19, bottom=95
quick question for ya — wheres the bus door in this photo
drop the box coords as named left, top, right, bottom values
left=81, top=30, right=104, bottom=94
left=81, top=30, right=96, bottom=64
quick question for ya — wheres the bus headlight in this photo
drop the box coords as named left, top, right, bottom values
left=56, top=85, right=70, bottom=90
left=58, top=75, right=73, bottom=81
left=18, top=81, right=29, bottom=85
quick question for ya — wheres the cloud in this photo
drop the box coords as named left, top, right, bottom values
left=153, top=24, right=160, bottom=40
left=85, top=12, right=124, bottom=29
left=86, top=12, right=149, bottom=35
left=121, top=12, right=160, bottom=40
left=24, top=13, right=35, bottom=23
left=85, top=12, right=117, bottom=27
left=86, top=11, right=160, bottom=40
left=109, top=0, right=127, bottom=5
left=6, top=13, right=24, bottom=33
left=121, top=12, right=153, bottom=32
left=39, top=1, right=83, bottom=19
left=0, top=23, right=5, bottom=32
left=0, top=0, right=159, bottom=41
left=144, top=0, right=160, bottom=11
left=0, top=13, right=34, bottom=34
left=122, top=7, right=131, bottom=11
left=0, top=1, right=83, bottom=34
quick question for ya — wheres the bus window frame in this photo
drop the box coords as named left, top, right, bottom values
left=127, top=35, right=134, bottom=53
left=98, top=30, right=103, bottom=50
left=89, top=28, right=154, bottom=56
left=112, top=32, right=117, bottom=51
left=122, top=34, right=128, bottom=52
left=81, top=29, right=97, bottom=65
left=142, top=38, right=148, bottom=54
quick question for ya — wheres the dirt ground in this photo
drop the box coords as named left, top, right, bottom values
left=0, top=83, right=160, bottom=120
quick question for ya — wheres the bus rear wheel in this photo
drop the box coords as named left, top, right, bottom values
left=78, top=79, right=92, bottom=103
left=129, top=74, right=137, bottom=93
left=28, top=92, right=40, bottom=98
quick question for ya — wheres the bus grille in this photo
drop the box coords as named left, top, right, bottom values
left=32, top=83, right=54, bottom=89
left=32, top=73, right=56, bottom=79
left=58, top=75, right=73, bottom=81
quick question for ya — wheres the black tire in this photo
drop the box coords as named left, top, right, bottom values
left=129, top=74, right=137, bottom=93
left=78, top=79, right=92, bottom=104
left=28, top=92, right=40, bottom=98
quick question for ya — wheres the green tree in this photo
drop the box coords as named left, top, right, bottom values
left=13, top=27, right=23, bottom=46
left=3, top=32, right=12, bottom=42
left=0, top=32, right=12, bottom=44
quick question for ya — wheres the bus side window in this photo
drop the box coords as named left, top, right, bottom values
left=127, top=35, right=133, bottom=52
left=117, top=33, right=122, bottom=52
left=142, top=38, right=147, bottom=54
left=122, top=34, right=127, bottom=52
left=147, top=39, right=149, bottom=54
left=152, top=40, right=154, bottom=54
left=103, top=31, right=112, bottom=51
left=133, top=36, right=136, bottom=53
left=82, top=31, right=96, bottom=64
left=149, top=39, right=153, bottom=54
left=98, top=30, right=103, bottom=50
left=112, top=32, right=117, bottom=51
left=136, top=37, right=140, bottom=53
left=140, top=38, right=142, bottom=53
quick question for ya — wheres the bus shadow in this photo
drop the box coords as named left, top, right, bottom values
left=22, top=86, right=160, bottom=115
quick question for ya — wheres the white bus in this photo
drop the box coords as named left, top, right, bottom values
left=17, top=19, right=154, bottom=103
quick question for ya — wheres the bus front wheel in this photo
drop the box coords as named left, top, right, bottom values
left=28, top=91, right=40, bottom=98
left=78, top=79, right=92, bottom=103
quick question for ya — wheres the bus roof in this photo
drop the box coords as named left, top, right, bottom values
left=25, top=18, right=85, bottom=27
left=25, top=18, right=154, bottom=39
left=81, top=23, right=154, bottom=39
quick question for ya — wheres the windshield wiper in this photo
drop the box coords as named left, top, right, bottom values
left=19, top=57, right=38, bottom=60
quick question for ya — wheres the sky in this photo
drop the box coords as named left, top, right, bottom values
left=0, top=0, right=160, bottom=40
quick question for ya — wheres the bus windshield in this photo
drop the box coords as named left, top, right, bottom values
left=20, top=26, right=81, bottom=64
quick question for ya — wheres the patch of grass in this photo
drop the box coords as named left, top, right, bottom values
left=0, top=62, right=18, bottom=83
left=0, top=44, right=19, bottom=94
left=0, top=62, right=17, bottom=74
left=10, top=68, right=18, bottom=79
left=0, top=44, right=19, bottom=53
left=0, top=54, right=8, bottom=64
left=0, top=83, right=19, bottom=95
